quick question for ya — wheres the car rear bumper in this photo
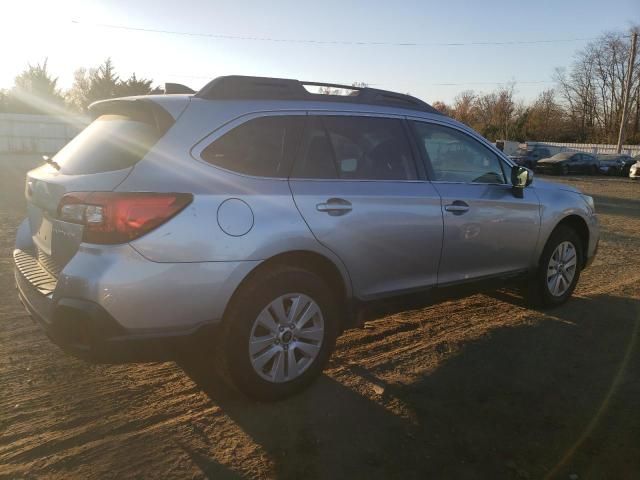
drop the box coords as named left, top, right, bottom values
left=14, top=243, right=260, bottom=362
left=15, top=263, right=218, bottom=362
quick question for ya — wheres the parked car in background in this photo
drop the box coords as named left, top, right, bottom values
left=536, top=152, right=599, bottom=175
left=630, top=156, right=640, bottom=179
left=495, top=140, right=520, bottom=156
left=597, top=154, right=636, bottom=176
left=509, top=146, right=552, bottom=169
left=13, top=75, right=599, bottom=400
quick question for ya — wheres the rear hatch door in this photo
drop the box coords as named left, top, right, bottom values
left=25, top=99, right=175, bottom=276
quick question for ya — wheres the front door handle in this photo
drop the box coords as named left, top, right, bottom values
left=316, top=198, right=352, bottom=216
left=444, top=200, right=470, bottom=215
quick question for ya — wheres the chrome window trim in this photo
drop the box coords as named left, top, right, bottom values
left=429, top=180, right=513, bottom=187
left=191, top=109, right=419, bottom=182
left=288, top=178, right=429, bottom=184
left=305, top=110, right=406, bottom=120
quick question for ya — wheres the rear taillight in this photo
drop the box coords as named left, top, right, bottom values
left=58, top=192, right=193, bottom=244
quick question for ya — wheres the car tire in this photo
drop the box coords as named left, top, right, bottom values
left=216, top=265, right=340, bottom=401
left=527, top=225, right=583, bottom=308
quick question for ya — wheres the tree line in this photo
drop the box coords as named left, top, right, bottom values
left=0, top=58, right=153, bottom=115
left=0, top=26, right=638, bottom=144
left=432, top=28, right=639, bottom=144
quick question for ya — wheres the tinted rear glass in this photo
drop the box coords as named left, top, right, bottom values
left=292, top=116, right=417, bottom=181
left=200, top=116, right=303, bottom=177
left=53, top=115, right=161, bottom=175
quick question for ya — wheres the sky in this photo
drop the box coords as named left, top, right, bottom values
left=1, top=0, right=638, bottom=104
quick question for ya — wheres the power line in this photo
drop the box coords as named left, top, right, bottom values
left=71, top=20, right=606, bottom=47
left=431, top=80, right=553, bottom=86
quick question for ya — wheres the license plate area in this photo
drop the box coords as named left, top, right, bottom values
left=34, top=214, right=53, bottom=255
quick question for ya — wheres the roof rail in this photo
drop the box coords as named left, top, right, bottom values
left=194, top=75, right=442, bottom=114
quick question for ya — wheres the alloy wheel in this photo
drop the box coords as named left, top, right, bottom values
left=547, top=241, right=578, bottom=297
left=248, top=293, right=324, bottom=383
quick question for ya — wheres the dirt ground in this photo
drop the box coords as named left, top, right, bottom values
left=1, top=156, right=639, bottom=479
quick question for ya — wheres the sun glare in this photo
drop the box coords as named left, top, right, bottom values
left=0, top=1, right=112, bottom=89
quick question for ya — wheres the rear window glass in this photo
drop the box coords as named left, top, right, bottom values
left=53, top=115, right=161, bottom=175
left=200, top=116, right=303, bottom=177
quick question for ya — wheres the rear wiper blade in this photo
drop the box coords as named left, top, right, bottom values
left=43, top=155, right=61, bottom=170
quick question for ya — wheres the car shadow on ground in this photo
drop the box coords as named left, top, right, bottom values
left=179, top=293, right=640, bottom=479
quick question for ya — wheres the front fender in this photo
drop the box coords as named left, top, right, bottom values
left=533, top=187, right=598, bottom=268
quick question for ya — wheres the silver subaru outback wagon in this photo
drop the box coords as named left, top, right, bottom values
left=14, top=76, right=599, bottom=400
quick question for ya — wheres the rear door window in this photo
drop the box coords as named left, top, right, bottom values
left=201, top=116, right=304, bottom=177
left=54, top=115, right=162, bottom=175
left=292, top=115, right=417, bottom=180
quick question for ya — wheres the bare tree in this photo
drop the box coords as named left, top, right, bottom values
left=451, top=90, right=477, bottom=126
left=523, top=89, right=567, bottom=141
left=431, top=100, right=451, bottom=115
left=446, top=85, right=521, bottom=141
left=555, top=27, right=640, bottom=142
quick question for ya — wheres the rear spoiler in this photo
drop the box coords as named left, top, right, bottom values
left=88, top=98, right=175, bottom=135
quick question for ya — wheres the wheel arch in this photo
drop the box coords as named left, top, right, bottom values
left=549, top=214, right=590, bottom=268
left=222, top=250, right=353, bottom=330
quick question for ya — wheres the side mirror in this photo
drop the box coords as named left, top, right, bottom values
left=511, top=166, right=532, bottom=197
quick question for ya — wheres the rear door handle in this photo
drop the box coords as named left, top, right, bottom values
left=316, top=198, right=352, bottom=216
left=444, top=201, right=470, bottom=214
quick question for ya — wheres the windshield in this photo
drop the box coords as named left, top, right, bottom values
left=52, top=114, right=162, bottom=175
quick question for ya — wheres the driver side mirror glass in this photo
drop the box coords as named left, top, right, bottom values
left=511, top=165, right=532, bottom=189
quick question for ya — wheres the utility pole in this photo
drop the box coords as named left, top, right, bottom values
left=617, top=31, right=638, bottom=154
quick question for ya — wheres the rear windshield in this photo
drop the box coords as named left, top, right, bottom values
left=53, top=114, right=161, bottom=175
